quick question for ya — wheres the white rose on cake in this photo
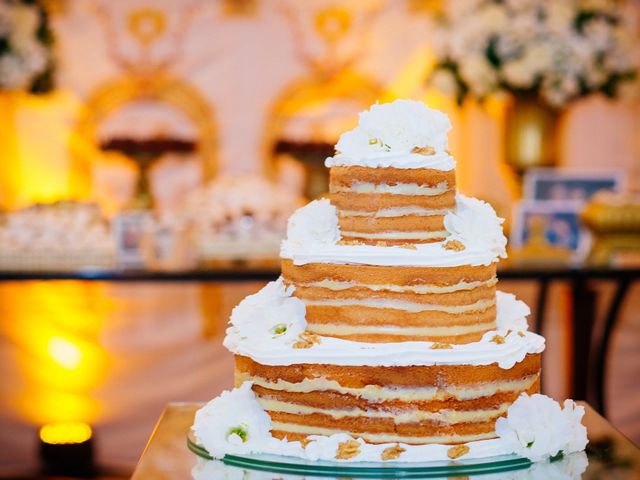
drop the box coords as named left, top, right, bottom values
left=444, top=195, right=507, bottom=258
left=284, top=199, right=340, bottom=247
left=335, top=100, right=452, bottom=156
left=495, top=291, right=530, bottom=332
left=225, top=278, right=306, bottom=347
left=496, top=393, right=588, bottom=461
left=193, top=382, right=272, bottom=458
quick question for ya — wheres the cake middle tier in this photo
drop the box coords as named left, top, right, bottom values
left=281, top=259, right=497, bottom=344
left=329, top=166, right=456, bottom=245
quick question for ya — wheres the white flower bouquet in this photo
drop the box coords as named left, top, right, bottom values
left=430, top=0, right=639, bottom=107
left=0, top=0, right=54, bottom=92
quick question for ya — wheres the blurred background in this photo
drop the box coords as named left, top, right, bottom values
left=0, top=0, right=639, bottom=478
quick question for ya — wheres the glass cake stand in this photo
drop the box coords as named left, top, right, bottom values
left=187, top=434, right=535, bottom=478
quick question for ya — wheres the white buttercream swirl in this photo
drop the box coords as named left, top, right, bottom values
left=495, top=394, right=588, bottom=461
left=444, top=195, right=507, bottom=259
left=193, top=382, right=272, bottom=458
left=225, top=279, right=306, bottom=347
left=333, top=100, right=452, bottom=157
left=283, top=199, right=340, bottom=249
left=496, top=291, right=530, bottom=332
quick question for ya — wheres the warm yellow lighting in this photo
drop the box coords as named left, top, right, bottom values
left=39, top=422, right=92, bottom=445
left=47, top=336, right=83, bottom=370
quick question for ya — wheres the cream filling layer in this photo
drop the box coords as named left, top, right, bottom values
left=259, top=398, right=511, bottom=425
left=340, top=230, right=448, bottom=240
left=238, top=374, right=540, bottom=403
left=271, top=421, right=496, bottom=444
left=332, top=181, right=449, bottom=196
left=307, top=322, right=494, bottom=337
left=339, top=207, right=449, bottom=217
left=297, top=278, right=498, bottom=294
left=303, top=297, right=496, bottom=314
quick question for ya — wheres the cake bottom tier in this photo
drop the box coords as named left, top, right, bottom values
left=235, top=354, right=541, bottom=445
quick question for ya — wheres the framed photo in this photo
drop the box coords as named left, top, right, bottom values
left=523, top=169, right=624, bottom=202
left=510, top=200, right=591, bottom=260
left=112, top=211, right=152, bottom=268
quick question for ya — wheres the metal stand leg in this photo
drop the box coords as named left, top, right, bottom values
left=594, top=279, right=632, bottom=416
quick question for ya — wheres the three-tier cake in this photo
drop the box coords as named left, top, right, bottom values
left=192, top=100, right=587, bottom=465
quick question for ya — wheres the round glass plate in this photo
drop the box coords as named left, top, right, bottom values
left=187, top=435, right=533, bottom=478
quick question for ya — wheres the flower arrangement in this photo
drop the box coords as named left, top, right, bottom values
left=0, top=0, right=54, bottom=93
left=430, top=0, right=639, bottom=107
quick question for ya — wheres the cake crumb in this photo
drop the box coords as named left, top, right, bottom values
left=293, top=332, right=321, bottom=349
left=447, top=444, right=470, bottom=459
left=336, top=439, right=361, bottom=459
left=400, top=243, right=418, bottom=250
left=412, top=146, right=436, bottom=156
left=381, top=444, right=405, bottom=460
left=431, top=342, right=453, bottom=349
left=491, top=334, right=505, bottom=344
left=517, top=331, right=525, bottom=337
left=338, top=239, right=362, bottom=246
left=375, top=241, right=388, bottom=247
left=300, top=437, right=312, bottom=448
left=443, top=240, right=466, bottom=251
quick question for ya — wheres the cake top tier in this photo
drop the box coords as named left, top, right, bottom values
left=325, top=100, right=454, bottom=171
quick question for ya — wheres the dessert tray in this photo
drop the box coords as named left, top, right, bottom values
left=187, top=434, right=537, bottom=478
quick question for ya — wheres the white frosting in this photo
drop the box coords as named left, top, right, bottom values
left=327, top=151, right=456, bottom=171
left=495, top=394, right=588, bottom=461
left=226, top=278, right=307, bottom=347
left=444, top=195, right=507, bottom=259
left=327, top=100, right=453, bottom=171
left=193, top=382, right=272, bottom=458
left=281, top=194, right=506, bottom=267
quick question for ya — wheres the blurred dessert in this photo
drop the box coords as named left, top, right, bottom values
left=0, top=201, right=115, bottom=271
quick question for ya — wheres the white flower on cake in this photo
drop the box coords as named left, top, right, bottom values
left=444, top=195, right=507, bottom=258
left=496, top=393, right=588, bottom=461
left=192, top=382, right=272, bottom=458
left=335, top=100, right=452, bottom=156
left=227, top=278, right=306, bottom=346
left=496, top=291, right=530, bottom=332
left=284, top=199, right=340, bottom=247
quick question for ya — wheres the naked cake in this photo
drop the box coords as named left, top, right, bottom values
left=192, top=100, right=587, bottom=466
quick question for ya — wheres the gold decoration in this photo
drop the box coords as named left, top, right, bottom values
left=314, top=7, right=352, bottom=44
left=128, top=8, right=167, bottom=47
left=447, top=444, right=470, bottom=459
left=381, top=444, right=406, bottom=460
left=581, top=193, right=640, bottom=265
left=504, top=95, right=560, bottom=195
left=336, top=439, right=361, bottom=459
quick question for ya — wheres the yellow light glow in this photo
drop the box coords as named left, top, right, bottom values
left=47, top=336, right=83, bottom=370
left=39, top=422, right=93, bottom=445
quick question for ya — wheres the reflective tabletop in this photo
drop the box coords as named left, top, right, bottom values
left=131, top=403, right=640, bottom=479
